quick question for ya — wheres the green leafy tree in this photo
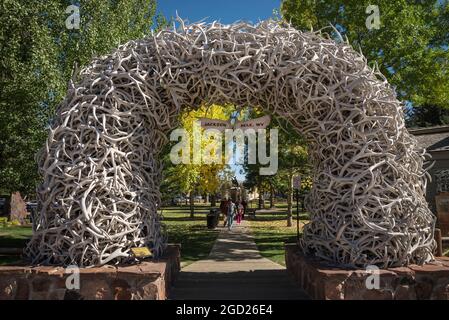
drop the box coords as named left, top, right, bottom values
left=276, top=123, right=310, bottom=226
left=242, top=108, right=310, bottom=225
left=281, top=0, right=449, bottom=111
left=163, top=105, right=233, bottom=217
left=0, top=0, right=162, bottom=196
left=241, top=108, right=269, bottom=209
left=406, top=103, right=449, bottom=127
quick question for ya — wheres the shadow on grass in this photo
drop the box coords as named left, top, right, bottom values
left=0, top=214, right=220, bottom=267
left=167, top=229, right=219, bottom=263
left=0, top=255, right=22, bottom=266
left=164, top=219, right=220, bottom=265
left=162, top=206, right=218, bottom=211
left=0, top=237, right=28, bottom=248
left=251, top=227, right=302, bottom=265
left=0, top=226, right=32, bottom=248
left=162, top=216, right=207, bottom=222
left=250, top=213, right=309, bottom=222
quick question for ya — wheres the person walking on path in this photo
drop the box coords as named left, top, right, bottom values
left=227, top=199, right=236, bottom=230
left=220, top=198, right=229, bottom=227
left=241, top=199, right=247, bottom=220
left=236, top=201, right=244, bottom=224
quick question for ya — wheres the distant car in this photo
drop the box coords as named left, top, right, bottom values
left=173, top=196, right=185, bottom=205
left=0, top=197, right=7, bottom=216
left=26, top=201, right=38, bottom=213
left=194, top=195, right=202, bottom=202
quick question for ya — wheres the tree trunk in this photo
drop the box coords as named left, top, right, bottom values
left=287, top=174, right=293, bottom=227
left=205, top=193, right=209, bottom=204
left=258, top=182, right=263, bottom=209
left=3, top=195, right=11, bottom=218
left=189, top=192, right=194, bottom=218
left=270, top=184, right=275, bottom=208
left=210, top=193, right=217, bottom=207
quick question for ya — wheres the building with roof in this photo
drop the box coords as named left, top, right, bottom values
left=410, top=126, right=449, bottom=210
left=410, top=126, right=449, bottom=236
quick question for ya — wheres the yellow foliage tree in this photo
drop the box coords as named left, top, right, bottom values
left=171, top=104, right=233, bottom=216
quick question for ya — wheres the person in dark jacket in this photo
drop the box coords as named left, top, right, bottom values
left=220, top=198, right=229, bottom=227
left=241, top=199, right=247, bottom=220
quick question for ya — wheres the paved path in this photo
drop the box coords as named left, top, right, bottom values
left=254, top=207, right=286, bottom=214
left=170, top=220, right=309, bottom=300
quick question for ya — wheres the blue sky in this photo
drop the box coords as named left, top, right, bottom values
left=157, top=0, right=281, bottom=24
left=156, top=1, right=282, bottom=181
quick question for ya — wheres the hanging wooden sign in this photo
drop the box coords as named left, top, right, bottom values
left=235, top=115, right=271, bottom=130
left=199, top=118, right=232, bottom=131
left=199, top=115, right=271, bottom=131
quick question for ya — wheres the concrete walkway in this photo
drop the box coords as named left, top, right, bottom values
left=170, top=220, right=309, bottom=300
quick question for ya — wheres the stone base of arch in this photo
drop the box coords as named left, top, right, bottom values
left=0, top=245, right=180, bottom=300
left=285, top=243, right=449, bottom=300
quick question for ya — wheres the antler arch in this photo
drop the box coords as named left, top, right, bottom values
left=25, top=21, right=435, bottom=268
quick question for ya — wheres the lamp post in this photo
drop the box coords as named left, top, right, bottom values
left=293, top=176, right=301, bottom=241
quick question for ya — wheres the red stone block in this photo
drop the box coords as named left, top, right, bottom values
left=0, top=244, right=180, bottom=300
left=285, top=243, right=449, bottom=300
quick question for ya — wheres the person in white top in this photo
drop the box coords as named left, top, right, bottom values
left=227, top=199, right=236, bottom=230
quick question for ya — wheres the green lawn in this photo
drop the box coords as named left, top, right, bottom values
left=250, top=207, right=449, bottom=263
left=0, top=225, right=32, bottom=265
left=0, top=226, right=32, bottom=247
left=161, top=205, right=219, bottom=267
left=1, top=202, right=446, bottom=267
left=0, top=206, right=219, bottom=267
left=249, top=208, right=309, bottom=266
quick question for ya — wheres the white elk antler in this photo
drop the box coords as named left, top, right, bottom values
left=25, top=20, right=435, bottom=268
